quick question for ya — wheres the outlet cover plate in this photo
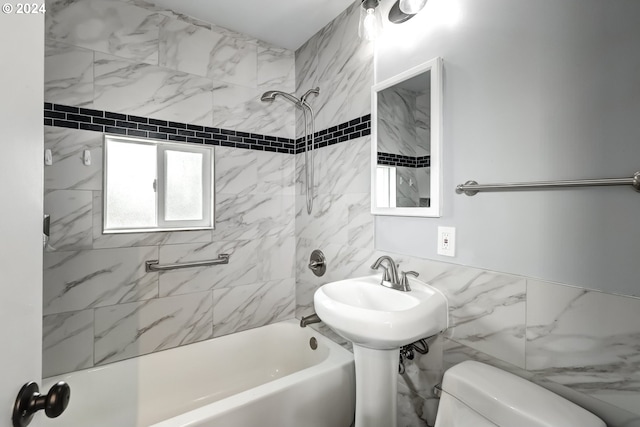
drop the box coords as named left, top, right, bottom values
left=437, top=226, right=456, bottom=257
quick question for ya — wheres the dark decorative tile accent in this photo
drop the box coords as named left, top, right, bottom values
left=294, top=114, right=371, bottom=154
left=44, top=103, right=370, bottom=156
left=377, top=152, right=431, bottom=168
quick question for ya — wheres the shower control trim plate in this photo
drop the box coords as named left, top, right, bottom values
left=308, top=249, right=326, bottom=277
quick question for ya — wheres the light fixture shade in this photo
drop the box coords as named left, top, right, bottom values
left=399, top=0, right=428, bottom=14
left=359, top=2, right=382, bottom=41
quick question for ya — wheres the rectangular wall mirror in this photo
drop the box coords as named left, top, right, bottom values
left=371, top=57, right=442, bottom=217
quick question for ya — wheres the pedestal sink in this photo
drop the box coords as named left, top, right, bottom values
left=314, top=275, right=448, bottom=427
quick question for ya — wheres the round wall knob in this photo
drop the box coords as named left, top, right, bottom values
left=12, top=381, right=71, bottom=427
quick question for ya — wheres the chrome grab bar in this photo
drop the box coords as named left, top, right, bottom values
left=456, top=171, right=640, bottom=196
left=145, top=254, right=230, bottom=273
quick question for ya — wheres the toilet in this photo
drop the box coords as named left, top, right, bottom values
left=434, top=361, right=606, bottom=427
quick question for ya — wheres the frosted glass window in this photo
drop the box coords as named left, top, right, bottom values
left=105, top=141, right=157, bottom=229
left=103, top=135, right=214, bottom=233
left=164, top=150, right=203, bottom=221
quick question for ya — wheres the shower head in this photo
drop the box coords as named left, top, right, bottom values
left=300, top=87, right=320, bottom=104
left=260, top=90, right=302, bottom=106
left=260, top=90, right=278, bottom=102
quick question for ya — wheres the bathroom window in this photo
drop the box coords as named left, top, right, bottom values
left=103, top=135, right=214, bottom=233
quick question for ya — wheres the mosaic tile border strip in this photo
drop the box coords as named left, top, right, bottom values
left=44, top=103, right=295, bottom=153
left=44, top=103, right=371, bottom=155
left=295, top=114, right=371, bottom=154
left=377, top=152, right=431, bottom=168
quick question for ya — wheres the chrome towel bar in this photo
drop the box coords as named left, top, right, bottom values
left=456, top=171, right=640, bottom=196
left=145, top=254, right=230, bottom=272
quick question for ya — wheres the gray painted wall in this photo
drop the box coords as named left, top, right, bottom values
left=374, top=0, right=640, bottom=297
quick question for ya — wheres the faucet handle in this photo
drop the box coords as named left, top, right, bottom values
left=372, top=264, right=392, bottom=282
left=400, top=271, right=419, bottom=291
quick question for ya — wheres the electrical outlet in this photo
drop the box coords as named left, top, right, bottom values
left=437, top=226, right=456, bottom=257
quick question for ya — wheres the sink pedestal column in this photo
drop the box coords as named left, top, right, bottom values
left=353, top=345, right=399, bottom=427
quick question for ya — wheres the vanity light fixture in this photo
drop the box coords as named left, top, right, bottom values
left=399, top=0, right=428, bottom=14
left=359, top=0, right=382, bottom=41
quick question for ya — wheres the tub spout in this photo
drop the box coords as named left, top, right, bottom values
left=300, top=313, right=321, bottom=328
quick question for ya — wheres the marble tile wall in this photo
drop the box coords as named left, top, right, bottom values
left=44, top=0, right=296, bottom=139
left=42, top=0, right=297, bottom=377
left=43, top=126, right=296, bottom=375
left=294, top=1, right=374, bottom=137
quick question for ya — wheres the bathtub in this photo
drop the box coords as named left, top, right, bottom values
left=41, top=320, right=355, bottom=427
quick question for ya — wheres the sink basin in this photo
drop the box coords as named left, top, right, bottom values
left=314, top=275, right=448, bottom=349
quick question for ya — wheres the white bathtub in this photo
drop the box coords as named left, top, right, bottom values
left=41, top=320, right=355, bottom=427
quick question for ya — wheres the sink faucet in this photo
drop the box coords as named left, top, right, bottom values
left=371, top=256, right=402, bottom=289
left=371, top=256, right=418, bottom=292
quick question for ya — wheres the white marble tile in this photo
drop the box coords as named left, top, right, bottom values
left=46, top=0, right=161, bottom=65
left=44, top=127, right=102, bottom=191
left=94, top=53, right=213, bottom=126
left=316, top=136, right=371, bottom=195
left=215, top=146, right=258, bottom=195
left=398, top=336, right=444, bottom=399
left=207, top=33, right=258, bottom=87
left=44, top=189, right=93, bottom=251
left=295, top=194, right=349, bottom=247
left=347, top=193, right=372, bottom=248
left=91, top=192, right=212, bottom=249
left=209, top=23, right=257, bottom=45
left=257, top=41, right=295, bottom=92
left=315, top=1, right=372, bottom=86
left=43, top=246, right=159, bottom=315
left=255, top=150, right=295, bottom=196
left=212, top=278, right=295, bottom=337
left=215, top=193, right=294, bottom=241
left=427, top=266, right=527, bottom=368
left=294, top=35, right=319, bottom=93
left=94, top=291, right=213, bottom=365
left=397, top=382, right=434, bottom=427
left=212, top=81, right=295, bottom=138
left=257, top=234, right=295, bottom=282
left=159, top=18, right=225, bottom=78
left=526, top=279, right=640, bottom=412
left=157, top=239, right=259, bottom=296
left=295, top=277, right=318, bottom=320
left=43, top=309, right=94, bottom=377
left=316, top=69, right=373, bottom=131
left=122, top=0, right=212, bottom=29
left=45, top=40, right=94, bottom=106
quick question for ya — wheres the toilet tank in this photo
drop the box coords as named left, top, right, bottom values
left=435, top=361, right=606, bottom=427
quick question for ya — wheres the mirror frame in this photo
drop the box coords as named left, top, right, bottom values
left=370, top=56, right=443, bottom=217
